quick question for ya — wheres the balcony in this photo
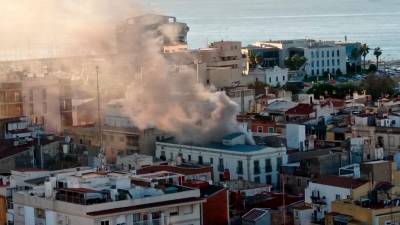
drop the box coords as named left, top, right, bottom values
left=133, top=217, right=170, bottom=225
left=311, top=196, right=327, bottom=205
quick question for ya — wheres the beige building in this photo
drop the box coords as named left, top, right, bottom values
left=0, top=81, right=23, bottom=119
left=13, top=168, right=203, bottom=225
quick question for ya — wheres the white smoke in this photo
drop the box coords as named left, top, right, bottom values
left=0, top=0, right=250, bottom=144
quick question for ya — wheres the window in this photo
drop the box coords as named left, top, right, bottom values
left=42, top=102, right=47, bottom=114
left=266, top=175, right=272, bottom=184
left=276, top=157, right=282, bottom=171
left=322, top=60, right=324, bottom=67
left=297, top=179, right=301, bottom=187
left=316, top=60, right=320, bottom=67
left=283, top=76, right=285, bottom=81
left=218, top=158, right=224, bottom=172
left=337, top=50, right=340, bottom=57
left=182, top=205, right=193, bottom=214
left=101, top=221, right=110, bottom=225
left=120, top=136, right=125, bottom=142
left=169, top=207, right=179, bottom=216
left=257, top=126, right=263, bottom=133
left=327, top=60, right=330, bottom=67
left=332, top=59, right=335, bottom=66
left=337, top=59, right=340, bottom=65
left=42, top=89, right=47, bottom=100
left=29, top=89, right=33, bottom=101
left=321, top=51, right=324, bottom=58
left=210, top=157, right=214, bottom=164
left=276, top=76, right=278, bottom=82
left=326, top=50, right=329, bottom=58
left=311, top=51, right=314, bottom=58
left=188, top=155, right=192, bottom=161
left=170, top=152, right=174, bottom=160
left=265, top=159, right=272, bottom=172
left=311, top=61, right=314, bottom=67
left=269, top=77, right=272, bottom=83
left=254, top=176, right=260, bottom=183
left=132, top=213, right=141, bottom=224
left=268, top=127, right=274, bottom=133
left=198, top=155, right=203, bottom=164
left=237, top=160, right=243, bottom=174
left=336, top=194, right=341, bottom=200
left=254, top=160, right=260, bottom=174
left=312, top=70, right=315, bottom=76
left=160, top=151, right=166, bottom=161
left=316, top=51, right=319, bottom=58
left=332, top=50, right=335, bottom=57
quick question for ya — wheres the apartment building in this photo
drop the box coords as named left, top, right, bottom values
left=0, top=81, right=23, bottom=119
left=304, top=176, right=369, bottom=223
left=22, top=77, right=72, bottom=134
left=13, top=168, right=203, bottom=225
left=155, top=132, right=287, bottom=188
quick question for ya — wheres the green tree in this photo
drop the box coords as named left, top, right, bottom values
left=284, top=54, right=307, bottom=71
left=255, top=54, right=264, bottom=65
left=373, top=47, right=383, bottom=71
left=248, top=52, right=256, bottom=69
left=359, top=43, right=370, bottom=72
left=361, top=73, right=395, bottom=100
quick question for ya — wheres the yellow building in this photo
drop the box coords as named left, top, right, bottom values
left=326, top=199, right=400, bottom=225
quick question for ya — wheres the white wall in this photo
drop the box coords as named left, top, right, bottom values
left=286, top=124, right=306, bottom=150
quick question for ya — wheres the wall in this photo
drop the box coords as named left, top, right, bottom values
left=203, top=189, right=228, bottom=225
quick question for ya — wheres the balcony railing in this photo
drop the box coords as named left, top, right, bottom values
left=133, top=217, right=169, bottom=225
left=311, top=196, right=327, bottom=205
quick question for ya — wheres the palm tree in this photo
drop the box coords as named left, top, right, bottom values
left=351, top=48, right=362, bottom=73
left=359, top=43, right=369, bottom=72
left=373, top=47, right=383, bottom=71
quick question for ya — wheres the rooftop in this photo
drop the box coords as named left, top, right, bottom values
left=313, top=176, right=369, bottom=189
left=242, top=208, right=268, bottom=222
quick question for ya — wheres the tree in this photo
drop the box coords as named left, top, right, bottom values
left=351, top=47, right=362, bottom=73
left=359, top=43, right=370, bottom=72
left=248, top=52, right=256, bottom=69
left=284, top=54, right=307, bottom=71
left=373, top=47, right=383, bottom=71
left=255, top=54, right=264, bottom=65
left=361, top=73, right=395, bottom=100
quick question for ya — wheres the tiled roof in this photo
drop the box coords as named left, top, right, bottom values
left=242, top=208, right=268, bottom=222
left=286, top=103, right=314, bottom=115
left=314, top=176, right=369, bottom=189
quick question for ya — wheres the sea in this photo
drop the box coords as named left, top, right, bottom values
left=144, top=0, right=400, bottom=60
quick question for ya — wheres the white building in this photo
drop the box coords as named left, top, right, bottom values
left=286, top=124, right=306, bottom=151
left=304, top=176, right=369, bottom=223
left=116, top=153, right=153, bottom=171
left=13, top=168, right=203, bottom=225
left=255, top=39, right=347, bottom=76
left=155, top=133, right=287, bottom=188
left=251, top=66, right=289, bottom=87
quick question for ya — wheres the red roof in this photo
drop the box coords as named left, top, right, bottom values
left=320, top=98, right=345, bottom=108
left=314, top=176, right=369, bottom=189
left=137, top=164, right=212, bottom=176
left=286, top=103, right=314, bottom=115
left=251, top=193, right=303, bottom=209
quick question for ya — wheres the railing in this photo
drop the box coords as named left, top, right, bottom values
left=311, top=196, right=327, bottom=205
left=133, top=217, right=170, bottom=225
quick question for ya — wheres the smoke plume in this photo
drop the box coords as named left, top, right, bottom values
left=0, top=0, right=247, bottom=144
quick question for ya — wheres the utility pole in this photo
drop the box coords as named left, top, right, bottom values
left=96, top=65, right=103, bottom=147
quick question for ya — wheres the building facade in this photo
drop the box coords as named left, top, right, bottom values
left=155, top=133, right=287, bottom=188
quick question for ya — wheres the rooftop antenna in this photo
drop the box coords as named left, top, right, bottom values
left=96, top=65, right=105, bottom=170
